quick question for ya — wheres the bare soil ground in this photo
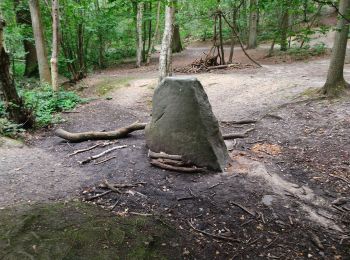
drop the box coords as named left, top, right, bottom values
left=1, top=41, right=349, bottom=259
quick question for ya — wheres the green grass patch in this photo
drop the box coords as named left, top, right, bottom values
left=0, top=202, right=181, bottom=260
left=96, top=77, right=132, bottom=96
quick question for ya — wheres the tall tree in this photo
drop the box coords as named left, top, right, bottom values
left=322, top=0, right=350, bottom=96
left=247, top=0, right=258, bottom=49
left=51, top=0, right=59, bottom=91
left=136, top=2, right=144, bottom=67
left=0, top=18, right=34, bottom=127
left=28, top=0, right=51, bottom=84
left=279, top=2, right=289, bottom=51
left=159, top=0, right=175, bottom=81
left=14, top=0, right=38, bottom=77
left=146, top=0, right=161, bottom=65
left=172, top=24, right=183, bottom=53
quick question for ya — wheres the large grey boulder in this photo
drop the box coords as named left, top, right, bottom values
left=145, top=77, right=229, bottom=172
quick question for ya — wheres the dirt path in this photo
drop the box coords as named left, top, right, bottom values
left=1, top=43, right=349, bottom=258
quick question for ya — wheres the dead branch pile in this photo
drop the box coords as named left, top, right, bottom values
left=174, top=61, right=257, bottom=74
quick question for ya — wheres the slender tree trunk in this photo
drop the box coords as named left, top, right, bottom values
left=136, top=2, right=144, bottom=67
left=247, top=0, right=258, bottom=49
left=14, top=0, right=38, bottom=77
left=228, top=8, right=237, bottom=64
left=159, top=1, right=175, bottom=82
left=146, top=0, right=161, bottom=65
left=280, top=5, right=289, bottom=51
left=218, top=13, right=225, bottom=64
left=0, top=19, right=34, bottom=127
left=323, top=0, right=350, bottom=96
left=147, top=2, right=152, bottom=54
left=28, top=0, right=51, bottom=84
left=51, top=0, right=59, bottom=91
left=77, top=23, right=84, bottom=78
left=172, top=24, right=183, bottom=53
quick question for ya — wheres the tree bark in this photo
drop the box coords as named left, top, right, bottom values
left=51, top=0, right=59, bottom=91
left=0, top=19, right=34, bottom=127
left=172, top=24, right=183, bottom=53
left=14, top=0, right=38, bottom=77
left=146, top=0, right=161, bottom=65
left=136, top=2, right=144, bottom=67
left=280, top=4, right=289, bottom=51
left=322, top=0, right=350, bottom=96
left=247, top=0, right=258, bottom=49
left=28, top=0, right=51, bottom=84
left=159, top=1, right=175, bottom=82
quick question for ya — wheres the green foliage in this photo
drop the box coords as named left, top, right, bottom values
left=22, top=86, right=86, bottom=127
left=0, top=118, right=25, bottom=138
left=287, top=43, right=327, bottom=60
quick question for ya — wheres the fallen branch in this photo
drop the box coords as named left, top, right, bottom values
left=223, top=128, right=255, bottom=140
left=229, top=201, right=256, bottom=217
left=188, top=220, right=240, bottom=243
left=150, top=159, right=205, bottom=173
left=85, top=190, right=112, bottom=201
left=79, top=145, right=127, bottom=164
left=55, top=122, right=147, bottom=142
left=68, top=144, right=101, bottom=157
left=148, top=150, right=182, bottom=160
left=220, top=119, right=257, bottom=125
left=329, top=174, right=350, bottom=185
left=94, top=156, right=116, bottom=165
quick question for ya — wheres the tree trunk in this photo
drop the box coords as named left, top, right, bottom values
left=218, top=13, right=225, bottom=64
left=280, top=5, right=289, bottom=51
left=172, top=24, right=183, bottom=53
left=146, top=0, right=161, bottom=65
left=51, top=0, right=59, bottom=91
left=28, top=0, right=51, bottom=84
left=247, top=0, right=258, bottom=49
left=136, top=2, right=144, bottom=67
left=14, top=0, right=38, bottom=77
left=322, top=0, right=350, bottom=96
left=0, top=19, right=34, bottom=127
left=159, top=1, right=175, bottom=82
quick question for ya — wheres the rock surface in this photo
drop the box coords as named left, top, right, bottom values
left=145, top=77, right=229, bottom=171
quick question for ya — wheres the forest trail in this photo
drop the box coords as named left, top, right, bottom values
left=1, top=43, right=349, bottom=257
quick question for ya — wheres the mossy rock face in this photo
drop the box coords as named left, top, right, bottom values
left=145, top=77, right=229, bottom=171
left=0, top=202, right=181, bottom=259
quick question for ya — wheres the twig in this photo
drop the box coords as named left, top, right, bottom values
left=68, top=144, right=101, bottom=157
left=329, top=174, right=350, bottom=185
left=220, top=119, right=257, bottom=125
left=110, top=199, right=120, bottom=211
left=104, top=180, right=122, bottom=193
left=79, top=145, right=127, bottom=164
left=85, top=190, right=112, bottom=201
left=229, top=201, right=256, bottom=217
left=188, top=220, right=240, bottom=243
left=94, top=156, right=116, bottom=165
left=129, top=212, right=153, bottom=216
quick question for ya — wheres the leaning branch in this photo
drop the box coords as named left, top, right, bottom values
left=55, top=122, right=147, bottom=142
left=221, top=13, right=262, bottom=68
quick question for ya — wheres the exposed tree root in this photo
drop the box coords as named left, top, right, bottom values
left=223, top=128, right=255, bottom=140
left=150, top=159, right=205, bottom=173
left=55, top=122, right=147, bottom=142
left=148, top=150, right=182, bottom=160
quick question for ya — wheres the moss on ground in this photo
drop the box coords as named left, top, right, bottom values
left=97, top=77, right=132, bottom=96
left=0, top=202, right=180, bottom=259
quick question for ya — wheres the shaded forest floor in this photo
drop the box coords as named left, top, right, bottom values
left=1, top=42, right=350, bottom=259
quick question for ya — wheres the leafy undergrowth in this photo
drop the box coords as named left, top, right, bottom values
left=0, top=86, right=87, bottom=137
left=0, top=202, right=181, bottom=259
left=269, top=43, right=328, bottom=62
left=96, top=77, right=132, bottom=96
left=22, top=86, right=87, bottom=127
